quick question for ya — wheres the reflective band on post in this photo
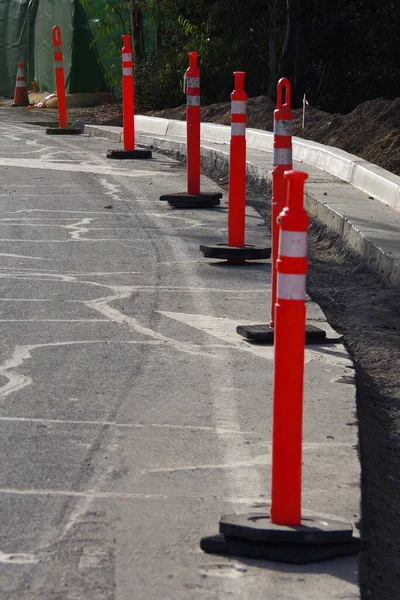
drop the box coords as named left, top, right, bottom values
left=274, top=120, right=292, bottom=136
left=186, top=77, right=200, bottom=88
left=279, top=231, right=307, bottom=257
left=15, top=81, right=25, bottom=87
left=231, top=100, right=246, bottom=114
left=187, top=96, right=200, bottom=106
left=231, top=122, right=246, bottom=136
left=17, top=69, right=24, bottom=77
left=122, top=53, right=132, bottom=62
left=123, top=67, right=132, bottom=77
left=273, top=148, right=292, bottom=165
left=54, top=61, right=63, bottom=69
left=277, top=273, right=306, bottom=300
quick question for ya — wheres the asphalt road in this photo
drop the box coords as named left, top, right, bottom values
left=0, top=121, right=360, bottom=599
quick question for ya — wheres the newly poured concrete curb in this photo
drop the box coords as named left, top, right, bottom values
left=85, top=119, right=400, bottom=287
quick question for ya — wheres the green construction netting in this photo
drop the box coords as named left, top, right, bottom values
left=0, top=0, right=107, bottom=97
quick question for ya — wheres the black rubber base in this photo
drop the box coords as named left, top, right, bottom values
left=199, top=243, right=271, bottom=261
left=220, top=513, right=353, bottom=544
left=200, top=533, right=366, bottom=564
left=46, top=127, right=82, bottom=135
left=200, top=512, right=366, bottom=564
left=236, top=323, right=327, bottom=344
left=106, top=148, right=152, bottom=159
left=159, top=192, right=222, bottom=208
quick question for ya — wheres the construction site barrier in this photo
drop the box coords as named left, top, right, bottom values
left=52, top=26, right=67, bottom=129
left=186, top=52, right=201, bottom=195
left=236, top=79, right=325, bottom=344
left=199, top=72, right=270, bottom=260
left=228, top=71, right=247, bottom=248
left=271, top=78, right=292, bottom=327
left=107, top=36, right=151, bottom=159
left=46, top=26, right=81, bottom=135
left=201, top=169, right=365, bottom=562
left=270, top=170, right=308, bottom=525
left=122, top=35, right=134, bottom=151
left=159, top=52, right=221, bottom=207
left=12, top=62, right=29, bottom=107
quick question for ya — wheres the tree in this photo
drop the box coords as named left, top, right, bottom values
left=130, top=0, right=142, bottom=63
left=266, top=0, right=278, bottom=100
left=81, top=0, right=400, bottom=112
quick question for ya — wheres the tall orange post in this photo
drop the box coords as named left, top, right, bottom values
left=270, top=78, right=292, bottom=328
left=198, top=71, right=269, bottom=260
left=228, top=72, right=247, bottom=248
left=52, top=26, right=67, bottom=129
left=186, top=52, right=201, bottom=195
left=122, top=35, right=134, bottom=151
left=159, top=52, right=221, bottom=207
left=46, top=26, right=81, bottom=135
left=236, top=79, right=325, bottom=343
left=107, top=36, right=152, bottom=159
left=202, top=170, right=361, bottom=560
left=270, top=170, right=308, bottom=526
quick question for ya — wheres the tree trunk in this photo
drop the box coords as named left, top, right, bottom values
left=155, top=0, right=162, bottom=56
left=278, top=0, right=312, bottom=108
left=314, top=0, right=339, bottom=106
left=278, top=0, right=298, bottom=82
left=130, top=0, right=142, bottom=64
left=267, top=0, right=278, bottom=101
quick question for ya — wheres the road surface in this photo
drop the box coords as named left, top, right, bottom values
left=0, top=121, right=360, bottom=599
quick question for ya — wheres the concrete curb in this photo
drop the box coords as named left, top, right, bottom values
left=132, top=116, right=400, bottom=213
left=85, top=119, right=400, bottom=287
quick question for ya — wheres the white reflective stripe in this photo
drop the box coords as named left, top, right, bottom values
left=186, top=77, right=200, bottom=87
left=279, top=230, right=307, bottom=257
left=123, top=67, right=132, bottom=76
left=17, top=69, right=24, bottom=77
left=187, top=96, right=200, bottom=106
left=274, top=120, right=292, bottom=136
left=54, top=61, right=64, bottom=69
left=277, top=273, right=305, bottom=300
left=122, top=52, right=132, bottom=61
left=273, top=148, right=292, bottom=165
left=231, top=100, right=246, bottom=114
left=15, top=81, right=26, bottom=87
left=231, top=122, right=246, bottom=136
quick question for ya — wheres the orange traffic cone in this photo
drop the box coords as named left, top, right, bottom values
left=12, top=62, right=29, bottom=106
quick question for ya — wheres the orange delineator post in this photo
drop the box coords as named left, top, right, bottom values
left=228, top=72, right=247, bottom=248
left=197, top=70, right=267, bottom=258
left=270, top=78, right=293, bottom=328
left=52, top=26, right=68, bottom=129
left=106, top=37, right=151, bottom=159
left=159, top=51, right=220, bottom=206
left=186, top=52, right=201, bottom=195
left=122, top=35, right=134, bottom=151
left=13, top=62, right=29, bottom=106
left=270, top=170, right=309, bottom=526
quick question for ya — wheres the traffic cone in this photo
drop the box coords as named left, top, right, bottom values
left=12, top=62, right=29, bottom=106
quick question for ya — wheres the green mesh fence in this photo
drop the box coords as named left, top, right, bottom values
left=0, top=0, right=106, bottom=97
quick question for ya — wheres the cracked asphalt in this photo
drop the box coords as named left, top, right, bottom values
left=0, top=121, right=360, bottom=599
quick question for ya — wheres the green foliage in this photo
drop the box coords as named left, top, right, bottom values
left=80, top=0, right=130, bottom=96
left=134, top=52, right=185, bottom=111
left=143, top=0, right=274, bottom=104
left=80, top=0, right=400, bottom=113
